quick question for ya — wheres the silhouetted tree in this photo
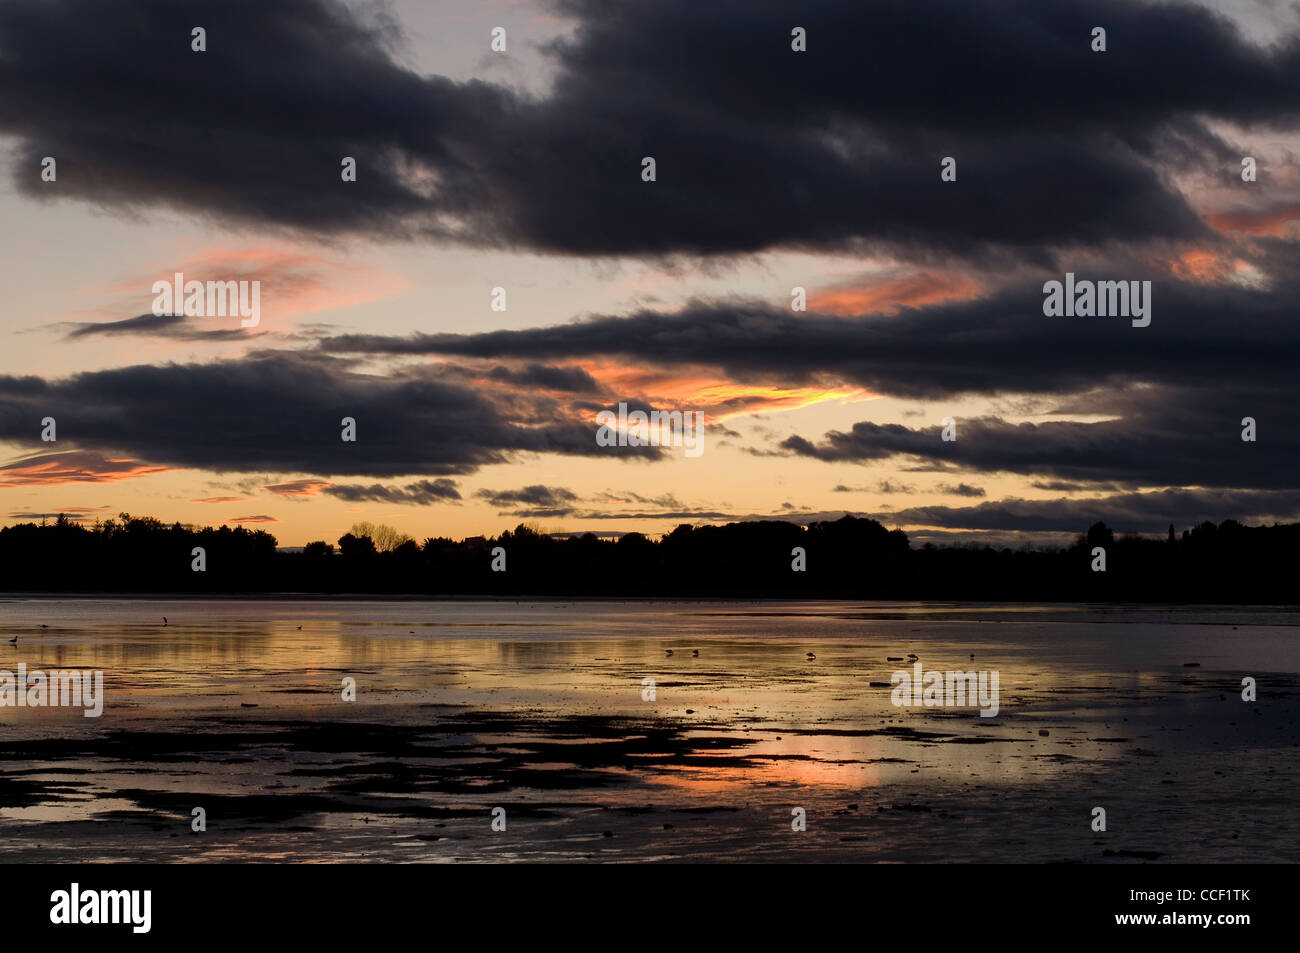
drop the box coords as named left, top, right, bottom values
left=0, top=513, right=1295, bottom=602
left=337, top=532, right=376, bottom=559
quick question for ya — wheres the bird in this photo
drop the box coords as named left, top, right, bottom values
left=162, top=616, right=168, bottom=625
left=692, top=650, right=699, bottom=657
left=7, top=636, right=16, bottom=645
left=806, top=652, right=816, bottom=659
left=297, top=625, right=302, bottom=630
left=665, top=649, right=674, bottom=656
left=38, top=624, right=48, bottom=629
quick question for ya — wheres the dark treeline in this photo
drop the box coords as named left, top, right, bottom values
left=0, top=513, right=1296, bottom=603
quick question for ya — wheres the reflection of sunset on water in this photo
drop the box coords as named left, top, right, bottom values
left=1, top=599, right=1298, bottom=862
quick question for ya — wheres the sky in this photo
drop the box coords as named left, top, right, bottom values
left=1, top=0, right=1298, bottom=548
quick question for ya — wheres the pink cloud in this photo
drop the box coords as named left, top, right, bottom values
left=0, top=451, right=171, bottom=486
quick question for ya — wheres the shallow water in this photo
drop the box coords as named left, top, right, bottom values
left=0, top=598, right=1296, bottom=862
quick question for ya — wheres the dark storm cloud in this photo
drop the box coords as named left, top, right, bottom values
left=0, top=0, right=503, bottom=237
left=565, top=487, right=1300, bottom=532
left=485, top=364, right=601, bottom=394
left=317, top=269, right=1300, bottom=494
left=484, top=486, right=698, bottom=518
left=476, top=485, right=579, bottom=508
left=0, top=352, right=661, bottom=478
left=467, top=483, right=1300, bottom=533
left=4, top=0, right=1296, bottom=257
left=608, top=490, right=686, bottom=508
left=499, top=508, right=576, bottom=519
left=322, top=478, right=462, bottom=504
left=938, top=483, right=986, bottom=498
left=875, top=488, right=1300, bottom=534
left=546, top=0, right=1300, bottom=135
left=1030, top=480, right=1123, bottom=492
left=319, top=274, right=1300, bottom=400
left=780, top=392, right=1299, bottom=491
left=833, top=481, right=915, bottom=494
left=549, top=509, right=741, bottom=522
left=60, top=313, right=262, bottom=342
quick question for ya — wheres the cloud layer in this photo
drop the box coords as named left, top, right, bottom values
left=4, top=0, right=1297, bottom=261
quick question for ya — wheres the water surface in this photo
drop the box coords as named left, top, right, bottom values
left=0, top=598, right=1295, bottom=862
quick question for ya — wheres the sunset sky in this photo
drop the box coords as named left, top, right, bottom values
left=1, top=0, right=1299, bottom=547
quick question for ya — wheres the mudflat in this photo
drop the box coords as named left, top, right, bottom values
left=0, top=598, right=1296, bottom=862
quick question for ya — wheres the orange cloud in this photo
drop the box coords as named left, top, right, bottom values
left=810, top=271, right=984, bottom=315
left=0, top=451, right=171, bottom=486
left=1206, top=204, right=1300, bottom=238
left=569, top=359, right=872, bottom=421
left=265, top=480, right=331, bottom=497
left=684, top=382, right=874, bottom=420
left=1166, top=249, right=1259, bottom=284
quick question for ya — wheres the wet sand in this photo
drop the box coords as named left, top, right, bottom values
left=0, top=599, right=1297, bottom=862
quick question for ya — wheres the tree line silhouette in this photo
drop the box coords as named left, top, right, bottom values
left=0, top=513, right=1295, bottom=602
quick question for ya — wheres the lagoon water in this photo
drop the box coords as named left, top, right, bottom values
left=0, top=597, right=1297, bottom=862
